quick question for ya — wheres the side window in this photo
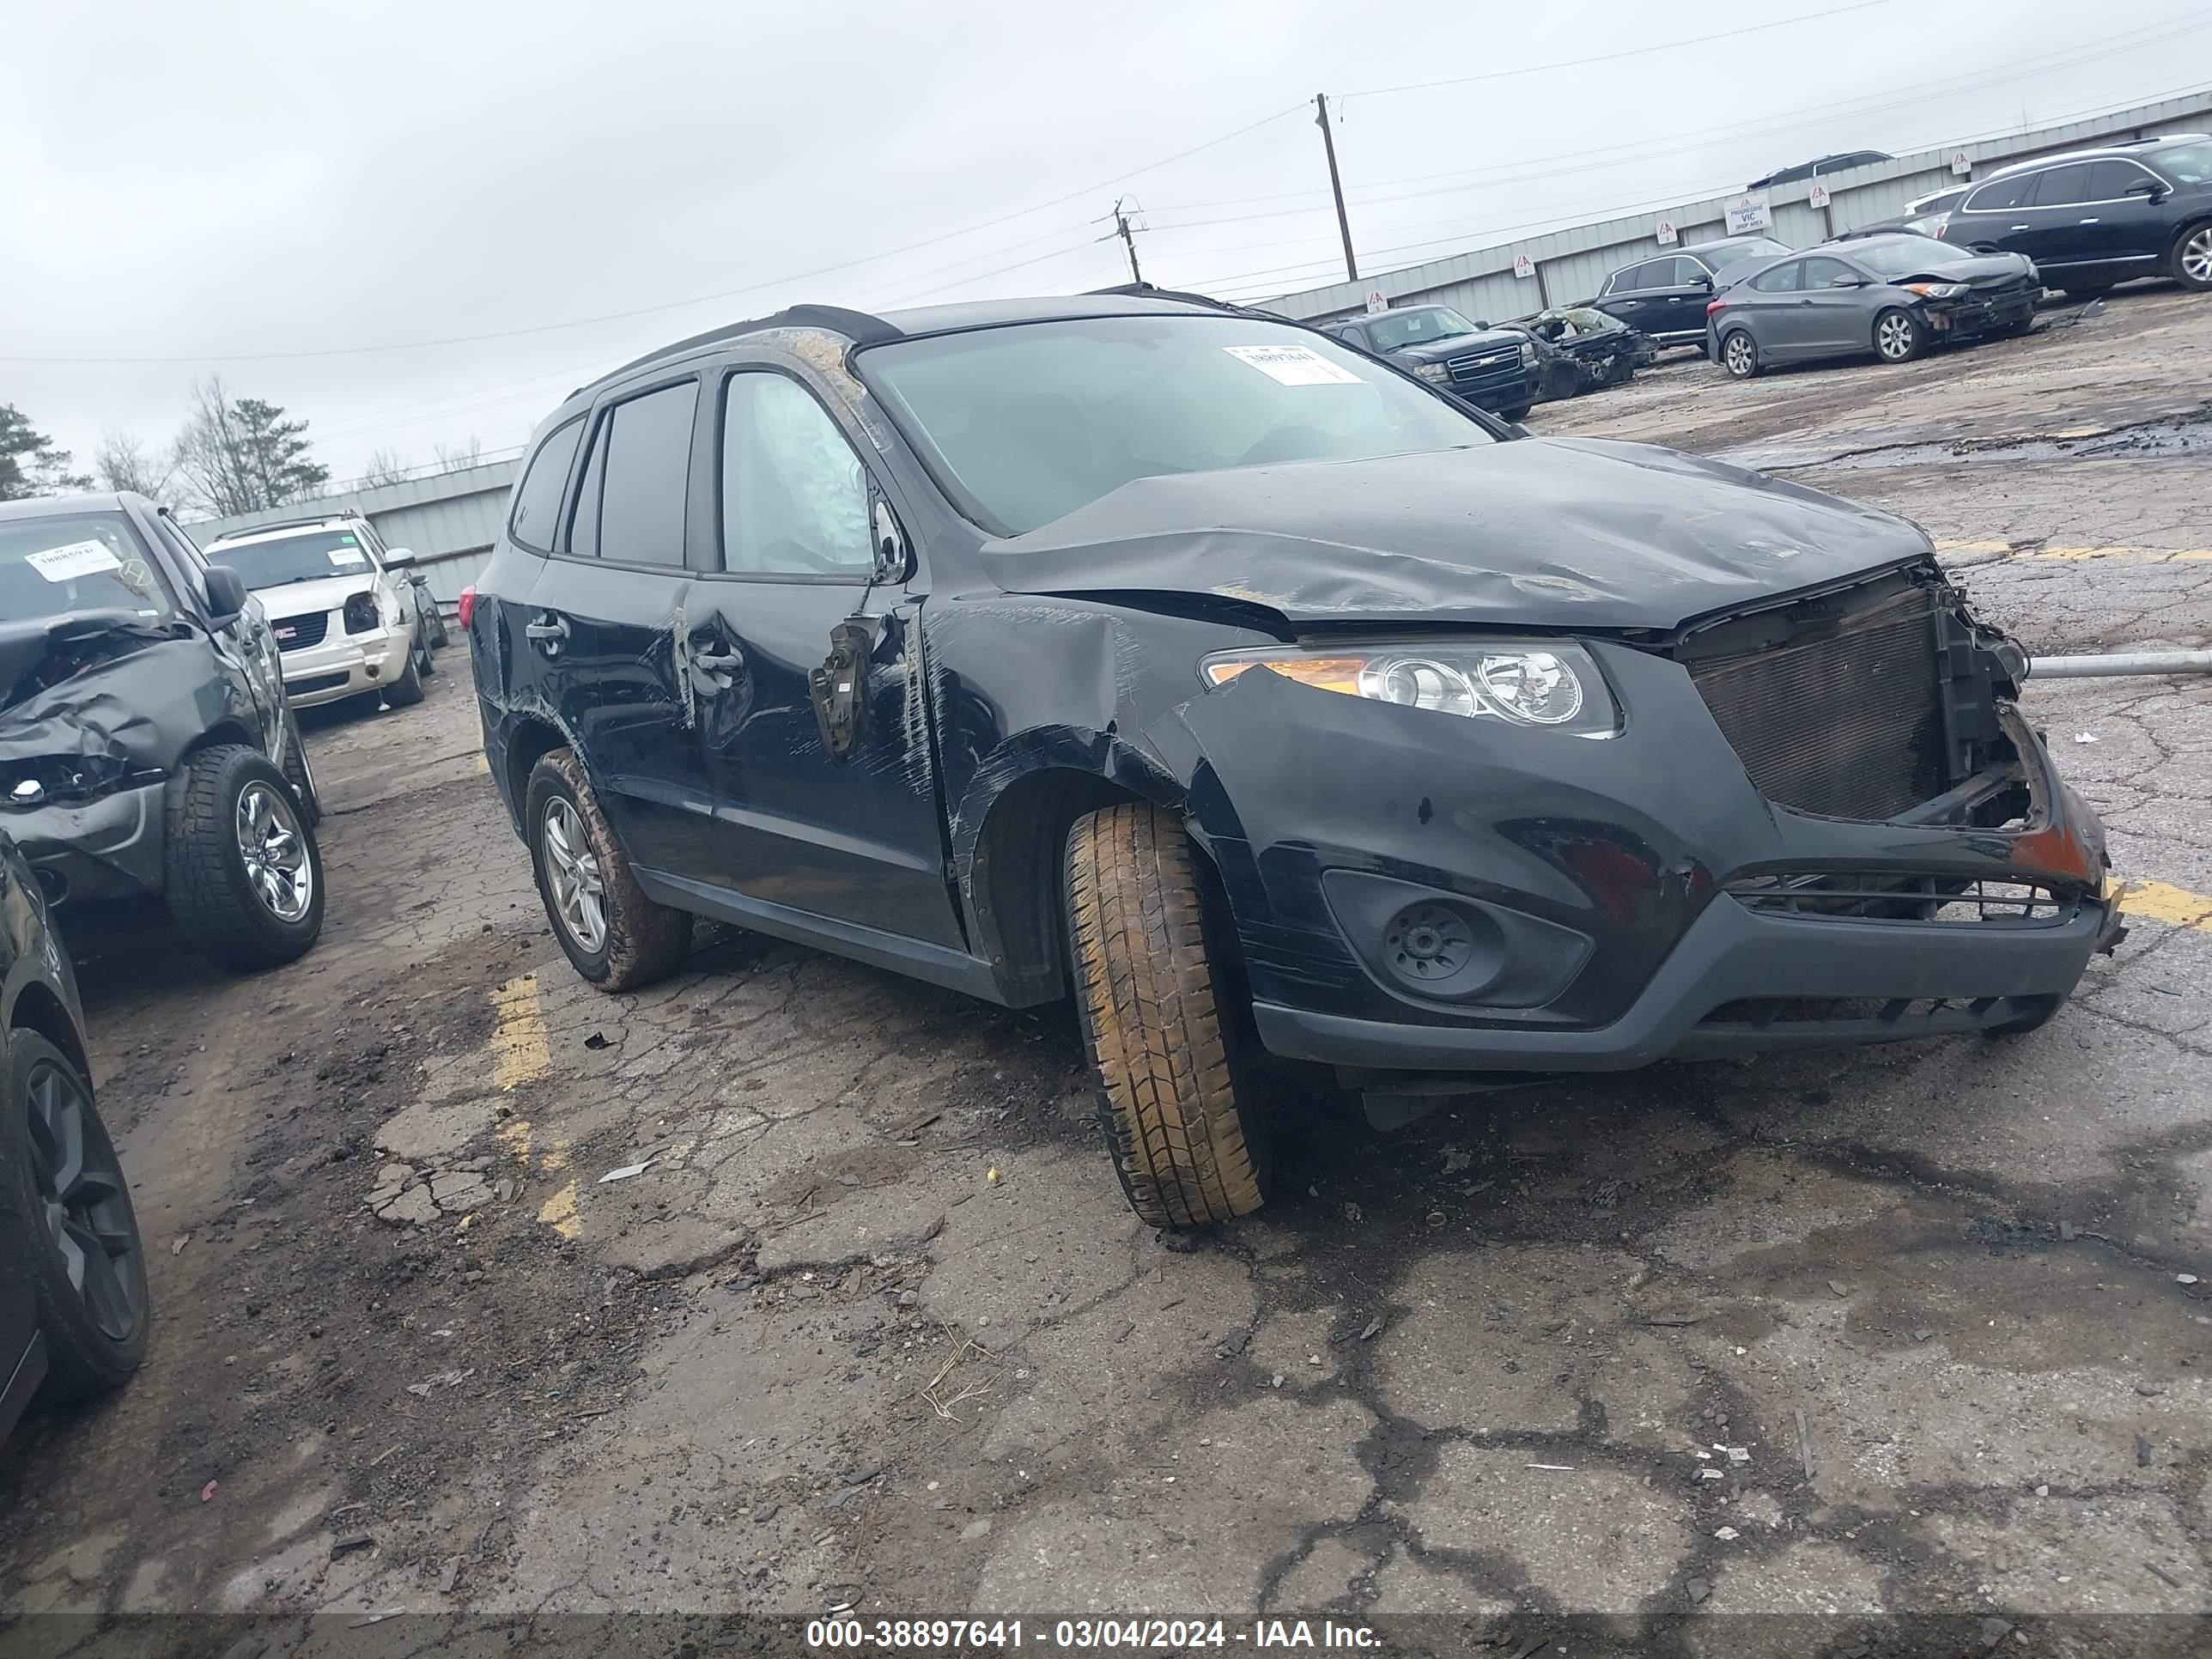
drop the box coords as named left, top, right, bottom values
left=2031, top=163, right=2094, bottom=208
left=1964, top=173, right=2036, bottom=212
left=1750, top=260, right=1804, bottom=294
left=2087, top=160, right=2153, bottom=200
left=509, top=415, right=586, bottom=551
left=719, top=373, right=874, bottom=577
left=569, top=382, right=697, bottom=566
left=1620, top=260, right=1664, bottom=291
left=1802, top=257, right=1859, bottom=289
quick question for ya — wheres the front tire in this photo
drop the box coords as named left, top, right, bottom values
left=1500, top=404, right=1533, bottom=422
left=1721, top=330, right=1759, bottom=379
left=1064, top=803, right=1269, bottom=1229
left=1874, top=307, right=1928, bottom=363
left=0, top=1035, right=148, bottom=1403
left=383, top=642, right=426, bottom=707
left=525, top=749, right=691, bottom=991
left=2171, top=222, right=2212, bottom=291
left=164, top=745, right=325, bottom=971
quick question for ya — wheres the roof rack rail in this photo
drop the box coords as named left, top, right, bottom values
left=1082, top=281, right=1277, bottom=317
left=206, top=511, right=362, bottom=542
left=586, top=304, right=903, bottom=394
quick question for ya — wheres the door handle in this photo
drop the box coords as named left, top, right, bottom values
left=525, top=614, right=569, bottom=656
left=2010, top=224, right=2031, bottom=231
left=2079, top=217, right=2099, bottom=224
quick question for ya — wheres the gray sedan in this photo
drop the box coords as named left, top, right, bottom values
left=1705, top=234, right=2041, bottom=378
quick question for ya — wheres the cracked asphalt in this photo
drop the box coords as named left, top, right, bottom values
left=3, top=283, right=2210, bottom=1657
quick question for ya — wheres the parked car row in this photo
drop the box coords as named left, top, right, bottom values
left=1319, top=301, right=1663, bottom=416
left=466, top=289, right=2121, bottom=1235
left=0, top=487, right=459, bottom=1449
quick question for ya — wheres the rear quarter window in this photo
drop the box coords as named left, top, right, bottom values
left=507, top=416, right=586, bottom=551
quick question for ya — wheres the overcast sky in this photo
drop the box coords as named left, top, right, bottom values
left=7, top=1, right=2207, bottom=493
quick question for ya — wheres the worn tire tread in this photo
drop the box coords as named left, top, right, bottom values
left=1065, top=803, right=1264, bottom=1228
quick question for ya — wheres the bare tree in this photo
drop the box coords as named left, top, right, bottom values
left=433, top=435, right=484, bottom=471
left=361, top=447, right=412, bottom=488
left=171, top=375, right=331, bottom=516
left=94, top=429, right=173, bottom=497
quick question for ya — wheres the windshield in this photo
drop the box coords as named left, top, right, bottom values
left=0, top=512, right=177, bottom=623
left=2153, top=141, right=2212, bottom=185
left=1853, top=236, right=1979, bottom=276
left=214, top=528, right=378, bottom=589
left=1363, top=307, right=1482, bottom=352
left=860, top=315, right=1496, bottom=536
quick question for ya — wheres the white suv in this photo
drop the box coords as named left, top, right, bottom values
left=205, top=514, right=435, bottom=709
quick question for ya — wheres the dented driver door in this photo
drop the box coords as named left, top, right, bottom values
left=681, top=368, right=963, bottom=951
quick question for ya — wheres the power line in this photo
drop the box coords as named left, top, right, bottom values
left=2, top=105, right=1306, bottom=366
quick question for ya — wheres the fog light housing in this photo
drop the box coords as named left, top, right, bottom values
left=1323, top=871, right=1593, bottom=1009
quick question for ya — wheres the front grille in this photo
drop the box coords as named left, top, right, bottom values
left=1727, top=872, right=2076, bottom=925
left=1445, top=348, right=1522, bottom=390
left=271, top=611, right=330, bottom=653
left=1686, top=586, right=1945, bottom=819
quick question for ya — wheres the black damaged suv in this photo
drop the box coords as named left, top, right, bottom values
left=0, top=494, right=325, bottom=971
left=470, top=294, right=2118, bottom=1228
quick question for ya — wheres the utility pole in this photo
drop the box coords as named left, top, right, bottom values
left=1109, top=197, right=1144, bottom=285
left=1314, top=93, right=1358, bottom=284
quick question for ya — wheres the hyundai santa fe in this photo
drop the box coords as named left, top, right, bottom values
left=468, top=293, right=2120, bottom=1228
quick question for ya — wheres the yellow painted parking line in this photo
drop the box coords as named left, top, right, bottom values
left=2118, top=879, right=2212, bottom=933
left=538, top=1179, right=580, bottom=1239
left=1936, top=539, right=2212, bottom=564
left=476, top=754, right=489, bottom=773
left=489, top=974, right=551, bottom=1091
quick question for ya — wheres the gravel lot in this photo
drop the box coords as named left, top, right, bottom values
left=3, top=283, right=2209, bottom=1656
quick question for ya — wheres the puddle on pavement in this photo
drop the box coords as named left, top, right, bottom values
left=1723, top=411, right=2212, bottom=473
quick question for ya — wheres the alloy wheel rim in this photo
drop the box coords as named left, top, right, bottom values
left=1725, top=336, right=1753, bottom=374
left=26, top=1061, right=143, bottom=1342
left=2185, top=229, right=2212, bottom=283
left=237, top=781, right=313, bottom=922
left=543, top=798, right=608, bottom=952
left=1878, top=316, right=1912, bottom=359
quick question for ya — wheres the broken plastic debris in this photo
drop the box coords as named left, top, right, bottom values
left=1698, top=1468, right=1725, bottom=1481
left=199, top=1480, right=218, bottom=1504
left=1725, top=1447, right=1751, bottom=1464
left=985, top=1167, right=1000, bottom=1184
left=2074, top=732, right=2099, bottom=744
left=2179, top=1274, right=2200, bottom=1285
left=598, top=1158, right=653, bottom=1183
left=1715, top=1526, right=1741, bottom=1541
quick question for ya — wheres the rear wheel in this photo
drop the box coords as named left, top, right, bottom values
left=2171, top=223, right=2212, bottom=291
left=0, top=1035, right=147, bottom=1403
left=164, top=745, right=325, bottom=971
left=526, top=749, right=692, bottom=991
left=1721, top=330, right=1759, bottom=379
left=1873, top=307, right=1928, bottom=363
left=1064, top=803, right=1270, bottom=1229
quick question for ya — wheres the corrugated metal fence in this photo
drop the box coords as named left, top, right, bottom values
left=1262, top=89, right=2212, bottom=324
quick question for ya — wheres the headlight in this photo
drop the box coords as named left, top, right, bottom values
left=1899, top=281, right=1971, bottom=299
left=2024, top=260, right=2040, bottom=283
left=1518, top=341, right=1539, bottom=366
left=1413, top=362, right=1451, bottom=385
left=343, top=592, right=380, bottom=635
left=1200, top=641, right=1619, bottom=737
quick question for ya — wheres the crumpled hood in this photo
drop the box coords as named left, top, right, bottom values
left=0, top=611, right=220, bottom=774
left=249, top=572, right=384, bottom=617
left=978, top=437, right=1936, bottom=631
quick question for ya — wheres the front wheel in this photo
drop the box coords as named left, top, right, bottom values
left=2171, top=223, right=2212, bottom=291
left=1721, top=330, right=1759, bottom=379
left=1064, top=803, right=1270, bottom=1229
left=526, top=749, right=692, bottom=991
left=0, top=1035, right=148, bottom=1403
left=164, top=745, right=325, bottom=971
left=1874, top=307, right=1928, bottom=363
left=383, top=641, right=426, bottom=707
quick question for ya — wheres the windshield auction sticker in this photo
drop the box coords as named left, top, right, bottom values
left=328, top=549, right=369, bottom=567
left=1223, top=343, right=1364, bottom=386
left=25, top=539, right=125, bottom=582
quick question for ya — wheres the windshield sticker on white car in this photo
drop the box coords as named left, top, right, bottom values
left=1223, top=343, right=1364, bottom=386
left=328, top=549, right=368, bottom=567
left=26, top=539, right=125, bottom=582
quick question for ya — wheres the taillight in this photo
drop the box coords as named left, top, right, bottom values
left=1934, top=218, right=1951, bottom=240
left=1705, top=298, right=1727, bottom=316
left=343, top=592, right=380, bottom=635
left=458, top=586, right=477, bottom=629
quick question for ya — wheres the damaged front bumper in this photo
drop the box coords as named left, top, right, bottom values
left=1923, top=284, right=2041, bottom=339
left=1167, top=634, right=2113, bottom=1078
left=4, top=778, right=168, bottom=904
left=279, top=627, right=412, bottom=707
